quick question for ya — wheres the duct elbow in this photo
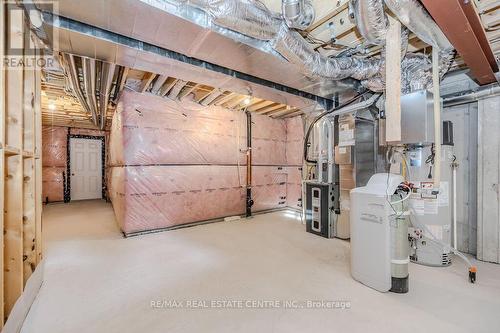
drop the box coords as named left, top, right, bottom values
left=282, top=0, right=315, bottom=30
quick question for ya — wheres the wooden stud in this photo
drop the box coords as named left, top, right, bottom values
left=4, top=155, right=24, bottom=319
left=34, top=57, right=43, bottom=265
left=0, top=1, right=5, bottom=325
left=139, top=72, right=155, bottom=93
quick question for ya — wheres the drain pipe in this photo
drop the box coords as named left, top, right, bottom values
left=432, top=48, right=441, bottom=188
left=246, top=109, right=254, bottom=217
left=443, top=84, right=500, bottom=107
left=452, top=159, right=459, bottom=249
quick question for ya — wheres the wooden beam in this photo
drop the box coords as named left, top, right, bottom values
left=150, top=74, right=168, bottom=95
left=247, top=100, right=273, bottom=112
left=385, top=16, right=402, bottom=143
left=34, top=60, right=42, bottom=265
left=420, top=0, right=497, bottom=84
left=255, top=103, right=284, bottom=115
left=179, top=84, right=199, bottom=101
left=213, top=92, right=236, bottom=106
left=224, top=96, right=247, bottom=109
left=139, top=72, right=155, bottom=93
left=159, top=78, right=178, bottom=97
left=167, top=80, right=188, bottom=100
left=199, top=89, right=223, bottom=106
left=0, top=1, right=5, bottom=325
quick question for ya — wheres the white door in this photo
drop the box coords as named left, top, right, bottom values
left=70, top=138, right=102, bottom=200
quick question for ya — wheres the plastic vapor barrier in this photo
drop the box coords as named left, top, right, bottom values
left=42, top=126, right=67, bottom=167
left=108, top=91, right=304, bottom=234
left=42, top=167, right=65, bottom=202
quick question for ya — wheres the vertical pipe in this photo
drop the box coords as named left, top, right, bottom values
left=246, top=110, right=253, bottom=217
left=453, top=164, right=458, bottom=249
left=432, top=47, right=441, bottom=188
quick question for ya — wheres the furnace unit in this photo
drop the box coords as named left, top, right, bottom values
left=305, top=181, right=336, bottom=238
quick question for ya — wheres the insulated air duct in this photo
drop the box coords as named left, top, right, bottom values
left=180, top=0, right=380, bottom=83
left=282, top=0, right=315, bottom=30
left=352, top=0, right=388, bottom=46
left=60, top=53, right=120, bottom=129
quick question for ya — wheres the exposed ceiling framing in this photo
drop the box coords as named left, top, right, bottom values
left=40, top=0, right=500, bottom=129
left=41, top=64, right=307, bottom=129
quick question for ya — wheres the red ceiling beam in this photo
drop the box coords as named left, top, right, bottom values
left=420, top=0, right=497, bottom=85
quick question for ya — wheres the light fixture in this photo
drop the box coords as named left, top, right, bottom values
left=242, top=97, right=251, bottom=105
left=48, top=103, right=56, bottom=111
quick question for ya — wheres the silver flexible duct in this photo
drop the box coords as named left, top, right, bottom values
left=352, top=0, right=388, bottom=46
left=384, top=0, right=452, bottom=51
left=61, top=54, right=93, bottom=119
left=185, top=0, right=282, bottom=40
left=384, top=0, right=455, bottom=80
left=179, top=0, right=380, bottom=83
left=272, top=23, right=380, bottom=80
left=282, top=0, right=315, bottom=30
left=175, top=0, right=450, bottom=93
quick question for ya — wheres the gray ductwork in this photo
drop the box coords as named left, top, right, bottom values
left=384, top=0, right=455, bottom=80
left=282, top=0, right=315, bottom=30
left=179, top=0, right=380, bottom=85
left=60, top=53, right=119, bottom=129
left=384, top=0, right=452, bottom=51
left=61, top=53, right=92, bottom=115
left=352, top=0, right=388, bottom=46
left=177, top=0, right=451, bottom=94
left=184, top=0, right=282, bottom=40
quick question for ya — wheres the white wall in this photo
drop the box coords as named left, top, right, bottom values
left=477, top=96, right=500, bottom=263
left=443, top=103, right=478, bottom=255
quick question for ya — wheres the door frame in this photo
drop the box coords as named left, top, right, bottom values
left=65, top=134, right=106, bottom=202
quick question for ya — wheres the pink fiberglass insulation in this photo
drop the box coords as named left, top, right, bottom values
left=42, top=126, right=67, bottom=167
left=108, top=165, right=294, bottom=234
left=108, top=165, right=245, bottom=234
left=285, top=166, right=302, bottom=210
left=42, top=167, right=65, bottom=202
left=251, top=115, right=287, bottom=166
left=285, top=116, right=304, bottom=166
left=109, top=91, right=247, bottom=166
left=108, top=91, right=305, bottom=234
left=109, top=90, right=290, bottom=167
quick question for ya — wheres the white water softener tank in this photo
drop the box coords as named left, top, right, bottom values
left=350, top=173, right=409, bottom=293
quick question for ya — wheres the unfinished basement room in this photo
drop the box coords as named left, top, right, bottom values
left=1, top=0, right=500, bottom=332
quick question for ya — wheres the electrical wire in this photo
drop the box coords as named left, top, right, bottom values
left=303, top=91, right=370, bottom=164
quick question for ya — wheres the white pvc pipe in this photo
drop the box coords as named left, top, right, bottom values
left=432, top=48, right=441, bottom=189
left=453, top=165, right=458, bottom=249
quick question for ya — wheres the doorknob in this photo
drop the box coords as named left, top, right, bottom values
left=72, top=173, right=75, bottom=176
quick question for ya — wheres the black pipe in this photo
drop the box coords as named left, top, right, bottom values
left=246, top=110, right=254, bottom=217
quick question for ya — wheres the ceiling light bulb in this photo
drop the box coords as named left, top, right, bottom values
left=48, top=103, right=56, bottom=111
left=243, top=97, right=251, bottom=105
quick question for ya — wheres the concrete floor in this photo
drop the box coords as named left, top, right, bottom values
left=21, top=200, right=500, bottom=333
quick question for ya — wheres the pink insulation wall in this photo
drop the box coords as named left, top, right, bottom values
left=108, top=90, right=304, bottom=234
left=42, top=126, right=109, bottom=202
left=42, top=126, right=67, bottom=202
